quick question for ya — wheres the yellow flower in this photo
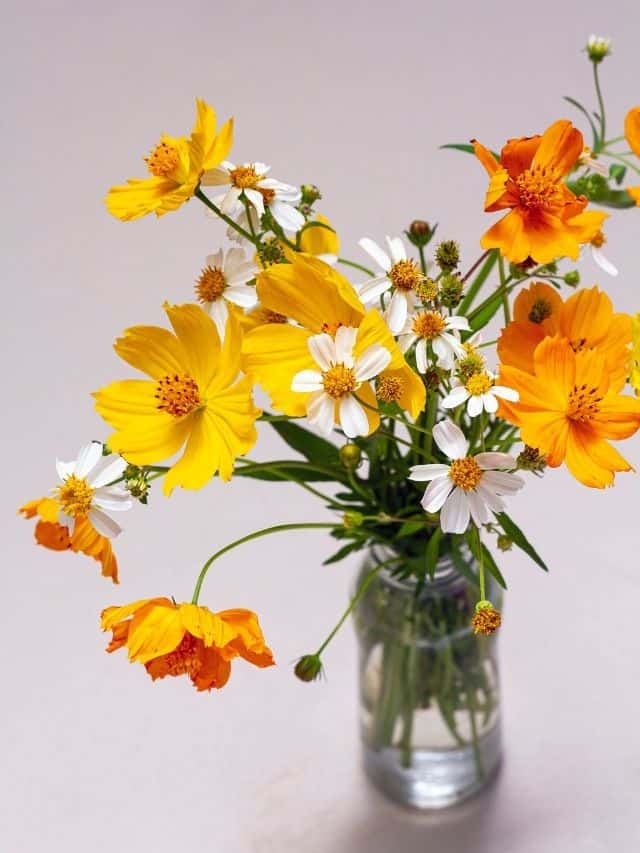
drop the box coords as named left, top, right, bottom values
left=624, top=106, right=640, bottom=158
left=627, top=186, right=640, bottom=207
left=631, top=313, right=640, bottom=395
left=241, top=253, right=425, bottom=432
left=297, top=214, right=340, bottom=261
left=102, top=598, right=274, bottom=692
left=94, top=304, right=260, bottom=495
left=105, top=99, right=233, bottom=221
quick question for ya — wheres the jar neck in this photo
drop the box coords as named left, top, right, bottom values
left=369, top=543, right=471, bottom=595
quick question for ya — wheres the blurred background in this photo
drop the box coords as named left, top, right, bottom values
left=3, top=1, right=639, bottom=851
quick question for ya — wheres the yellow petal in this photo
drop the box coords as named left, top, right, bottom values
left=105, top=411, right=192, bottom=465
left=298, top=215, right=340, bottom=257
left=105, top=176, right=192, bottom=221
left=114, top=325, right=187, bottom=379
left=126, top=603, right=186, bottom=664
left=179, top=604, right=238, bottom=648
left=93, top=380, right=161, bottom=430
left=101, top=598, right=171, bottom=631
left=203, top=117, right=234, bottom=172
left=624, top=107, right=640, bottom=159
left=163, top=303, right=221, bottom=388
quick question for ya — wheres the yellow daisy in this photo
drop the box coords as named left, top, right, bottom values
left=105, top=99, right=233, bottom=221
left=94, top=304, right=260, bottom=495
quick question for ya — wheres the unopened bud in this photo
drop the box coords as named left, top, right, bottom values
left=339, top=443, right=362, bottom=469
left=497, top=534, right=513, bottom=552
left=300, top=184, right=322, bottom=205
left=294, top=654, right=323, bottom=682
left=564, top=270, right=580, bottom=286
left=439, top=273, right=464, bottom=308
left=407, top=219, right=432, bottom=247
left=435, top=240, right=460, bottom=272
left=343, top=510, right=364, bottom=529
left=586, top=35, right=611, bottom=63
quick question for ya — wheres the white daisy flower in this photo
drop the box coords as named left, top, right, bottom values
left=409, top=420, right=524, bottom=534
left=291, top=326, right=391, bottom=438
left=442, top=371, right=519, bottom=417
left=54, top=443, right=132, bottom=538
left=589, top=231, right=618, bottom=277
left=577, top=145, right=608, bottom=176
left=202, top=160, right=305, bottom=235
left=357, top=236, right=424, bottom=334
left=195, top=247, right=258, bottom=338
left=399, top=308, right=470, bottom=372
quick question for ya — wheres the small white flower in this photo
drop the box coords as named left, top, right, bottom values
left=589, top=232, right=618, bottom=277
left=442, top=371, right=519, bottom=417
left=409, top=420, right=524, bottom=534
left=195, top=247, right=258, bottom=338
left=577, top=145, right=608, bottom=176
left=399, top=308, right=469, bottom=372
left=357, top=236, right=424, bottom=334
left=202, top=160, right=304, bottom=235
left=291, top=326, right=391, bottom=438
left=586, top=35, right=611, bottom=62
left=54, top=443, right=132, bottom=538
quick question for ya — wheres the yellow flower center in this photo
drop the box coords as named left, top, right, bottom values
left=155, top=374, right=202, bottom=417
left=528, top=298, right=553, bottom=324
left=322, top=364, right=357, bottom=398
left=449, top=457, right=483, bottom=491
left=376, top=375, right=404, bottom=403
left=195, top=266, right=227, bottom=303
left=162, top=633, right=203, bottom=677
left=229, top=165, right=264, bottom=189
left=389, top=259, right=424, bottom=292
left=145, top=140, right=180, bottom=178
left=412, top=310, right=446, bottom=340
left=515, top=166, right=563, bottom=211
left=321, top=321, right=344, bottom=336
left=256, top=308, right=287, bottom=324
left=56, top=475, right=94, bottom=517
left=465, top=373, right=493, bottom=395
left=567, top=383, right=602, bottom=422
left=591, top=230, right=606, bottom=248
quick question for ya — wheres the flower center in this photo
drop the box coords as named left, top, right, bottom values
left=412, top=310, right=446, bottom=340
left=321, top=321, right=344, bottom=336
left=322, top=364, right=357, bottom=398
left=161, top=633, right=203, bottom=677
left=195, top=266, right=227, bottom=303
left=567, top=383, right=602, bottom=422
left=145, top=140, right=180, bottom=178
left=257, top=308, right=287, bottom=324
left=515, top=166, right=562, bottom=211
left=528, top=298, right=553, bottom=324
left=389, top=259, right=424, bottom=292
left=376, top=375, right=404, bottom=403
left=465, top=373, right=493, bottom=395
left=258, top=187, right=276, bottom=204
left=155, top=374, right=201, bottom=417
left=590, top=230, right=606, bottom=248
left=449, top=457, right=483, bottom=491
left=56, top=475, right=94, bottom=517
left=229, top=165, right=263, bottom=189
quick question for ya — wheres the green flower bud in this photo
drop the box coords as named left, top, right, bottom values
left=300, top=184, right=322, bottom=205
left=497, top=534, right=513, bottom=552
left=435, top=240, right=460, bottom=272
left=407, top=219, right=432, bottom=247
left=564, top=270, right=580, bottom=286
left=586, top=35, right=611, bottom=63
left=339, top=443, right=362, bottom=469
left=343, top=510, right=364, bottom=529
left=439, top=273, right=464, bottom=308
left=414, top=277, right=438, bottom=302
left=294, top=654, right=323, bottom=682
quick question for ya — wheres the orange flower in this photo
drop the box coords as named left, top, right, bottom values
left=624, top=106, right=640, bottom=158
left=19, top=497, right=119, bottom=582
left=498, top=336, right=640, bottom=488
left=627, top=186, right=640, bottom=207
left=498, top=283, right=632, bottom=385
left=101, top=598, right=274, bottom=691
left=473, top=120, right=607, bottom=263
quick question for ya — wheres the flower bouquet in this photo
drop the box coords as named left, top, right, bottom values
left=20, top=36, right=640, bottom=808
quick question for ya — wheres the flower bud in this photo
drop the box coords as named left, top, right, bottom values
left=497, top=534, right=513, bottom=552
left=407, top=219, right=432, bottom=247
left=517, top=445, right=547, bottom=473
left=435, top=240, right=460, bottom=272
left=438, top=273, right=464, bottom=308
left=564, top=270, right=580, bottom=286
left=586, top=35, right=611, bottom=63
left=343, top=510, right=364, bottom=529
left=414, top=277, right=438, bottom=303
left=294, top=654, right=323, bottom=682
left=258, top=237, right=286, bottom=266
left=471, top=601, right=501, bottom=635
left=300, top=184, right=322, bottom=205
left=339, top=443, right=362, bottom=469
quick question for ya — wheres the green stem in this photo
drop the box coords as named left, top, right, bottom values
left=475, top=526, right=486, bottom=602
left=418, top=245, right=427, bottom=276
left=191, top=522, right=336, bottom=604
left=497, top=254, right=511, bottom=324
left=235, top=459, right=345, bottom=508
left=337, top=257, right=375, bottom=277
left=195, top=188, right=256, bottom=243
left=592, top=61, right=606, bottom=150
left=602, top=149, right=640, bottom=175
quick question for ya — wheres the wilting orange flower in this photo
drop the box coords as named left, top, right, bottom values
left=624, top=107, right=640, bottom=158
left=498, top=283, right=632, bottom=385
left=101, top=598, right=274, bottom=691
left=20, top=497, right=119, bottom=582
left=498, top=336, right=640, bottom=488
left=473, top=120, right=607, bottom=263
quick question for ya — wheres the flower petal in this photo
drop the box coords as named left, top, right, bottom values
left=440, top=488, right=470, bottom=534
left=291, top=370, right=324, bottom=392
left=420, top=476, right=454, bottom=512
left=432, top=419, right=469, bottom=459
left=308, top=333, right=337, bottom=371
left=339, top=395, right=369, bottom=438
left=475, top=452, right=517, bottom=470
left=409, top=464, right=451, bottom=482
left=358, top=237, right=391, bottom=271
left=354, top=344, right=391, bottom=382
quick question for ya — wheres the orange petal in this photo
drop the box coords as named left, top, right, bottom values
left=480, top=209, right=527, bottom=263
left=624, top=107, right=640, bottom=159
left=34, top=520, right=71, bottom=551
left=564, top=427, right=631, bottom=488
left=500, top=134, right=541, bottom=178
left=532, top=120, right=583, bottom=176
left=472, top=139, right=501, bottom=176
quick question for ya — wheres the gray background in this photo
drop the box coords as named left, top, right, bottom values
left=3, top=1, right=640, bottom=851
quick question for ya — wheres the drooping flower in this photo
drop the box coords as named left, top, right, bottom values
left=241, top=253, right=425, bottom=430
left=101, top=598, right=274, bottom=692
left=409, top=419, right=524, bottom=533
left=357, top=236, right=424, bottom=333
left=94, top=304, right=261, bottom=495
left=201, top=160, right=304, bottom=234
left=588, top=230, right=618, bottom=276
left=498, top=336, right=640, bottom=488
left=194, top=248, right=258, bottom=338
left=624, top=106, right=640, bottom=158
left=442, top=371, right=519, bottom=416
left=105, top=99, right=233, bottom=221
left=291, top=326, right=391, bottom=437
left=473, top=119, right=607, bottom=263
left=399, top=308, right=470, bottom=371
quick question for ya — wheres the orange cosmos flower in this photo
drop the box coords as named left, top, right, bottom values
left=624, top=106, right=640, bottom=158
left=498, top=336, right=640, bottom=488
left=101, top=598, right=274, bottom=692
left=20, top=497, right=119, bottom=582
left=473, top=120, right=607, bottom=263
left=498, top=283, right=632, bottom=385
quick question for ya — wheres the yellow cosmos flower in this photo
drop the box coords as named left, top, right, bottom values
left=105, top=99, right=233, bottom=221
left=241, top=253, right=425, bottom=433
left=102, top=598, right=274, bottom=692
left=498, top=336, right=640, bottom=488
left=624, top=106, right=640, bottom=158
left=94, top=304, right=260, bottom=495
left=631, top=313, right=640, bottom=395
left=473, top=119, right=607, bottom=263
left=297, top=215, right=340, bottom=262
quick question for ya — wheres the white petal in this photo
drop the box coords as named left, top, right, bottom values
left=88, top=508, right=122, bottom=539
left=93, top=490, right=134, bottom=513
left=291, top=370, right=324, bottom=392
left=199, top=166, right=232, bottom=186
left=334, top=326, right=358, bottom=366
left=481, top=470, right=525, bottom=495
left=242, top=188, right=264, bottom=216
left=475, top=452, right=517, bottom=470
left=209, top=299, right=229, bottom=340
left=225, top=264, right=258, bottom=287
left=398, top=332, right=416, bottom=353
left=467, top=394, right=484, bottom=417
left=308, top=333, right=336, bottom=371
left=476, top=484, right=506, bottom=513
left=307, top=391, right=335, bottom=436
left=440, top=331, right=466, bottom=358
left=385, top=235, right=406, bottom=263
left=223, top=246, right=246, bottom=271
left=75, top=442, right=104, bottom=479
left=270, top=200, right=305, bottom=233
left=442, top=386, right=470, bottom=409
left=591, top=246, right=618, bottom=277
left=220, top=186, right=242, bottom=215
left=356, top=275, right=391, bottom=304
left=467, top=490, right=492, bottom=526
left=56, top=459, right=76, bottom=480
left=205, top=249, right=224, bottom=269
left=432, top=419, right=469, bottom=460
left=89, top=456, right=128, bottom=488
left=415, top=339, right=428, bottom=373
left=492, top=385, right=519, bottom=402
left=446, top=315, right=471, bottom=331
left=354, top=344, right=391, bottom=381
left=432, top=336, right=455, bottom=369
left=339, top=395, right=369, bottom=438
left=482, top=392, right=499, bottom=414
left=224, top=284, right=259, bottom=308
left=409, top=464, right=451, bottom=482
left=440, top=488, right=470, bottom=534
left=317, top=253, right=337, bottom=267
left=421, top=476, right=454, bottom=513
left=358, top=238, right=391, bottom=272
left=385, top=292, right=408, bottom=335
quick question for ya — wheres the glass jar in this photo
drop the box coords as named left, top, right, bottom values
left=352, top=546, right=502, bottom=809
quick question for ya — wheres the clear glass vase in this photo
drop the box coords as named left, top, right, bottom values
left=352, top=546, right=502, bottom=809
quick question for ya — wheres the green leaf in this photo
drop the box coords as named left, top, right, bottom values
left=458, top=250, right=499, bottom=314
left=563, top=96, right=600, bottom=149
left=466, top=530, right=507, bottom=589
left=440, top=143, right=499, bottom=159
left=323, top=541, right=363, bottom=565
left=495, top=512, right=549, bottom=572
left=234, top=463, right=335, bottom=482
left=398, top=520, right=426, bottom=537
left=269, top=420, right=340, bottom=467
left=424, top=528, right=443, bottom=579
left=467, top=288, right=504, bottom=332
left=609, top=163, right=627, bottom=185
